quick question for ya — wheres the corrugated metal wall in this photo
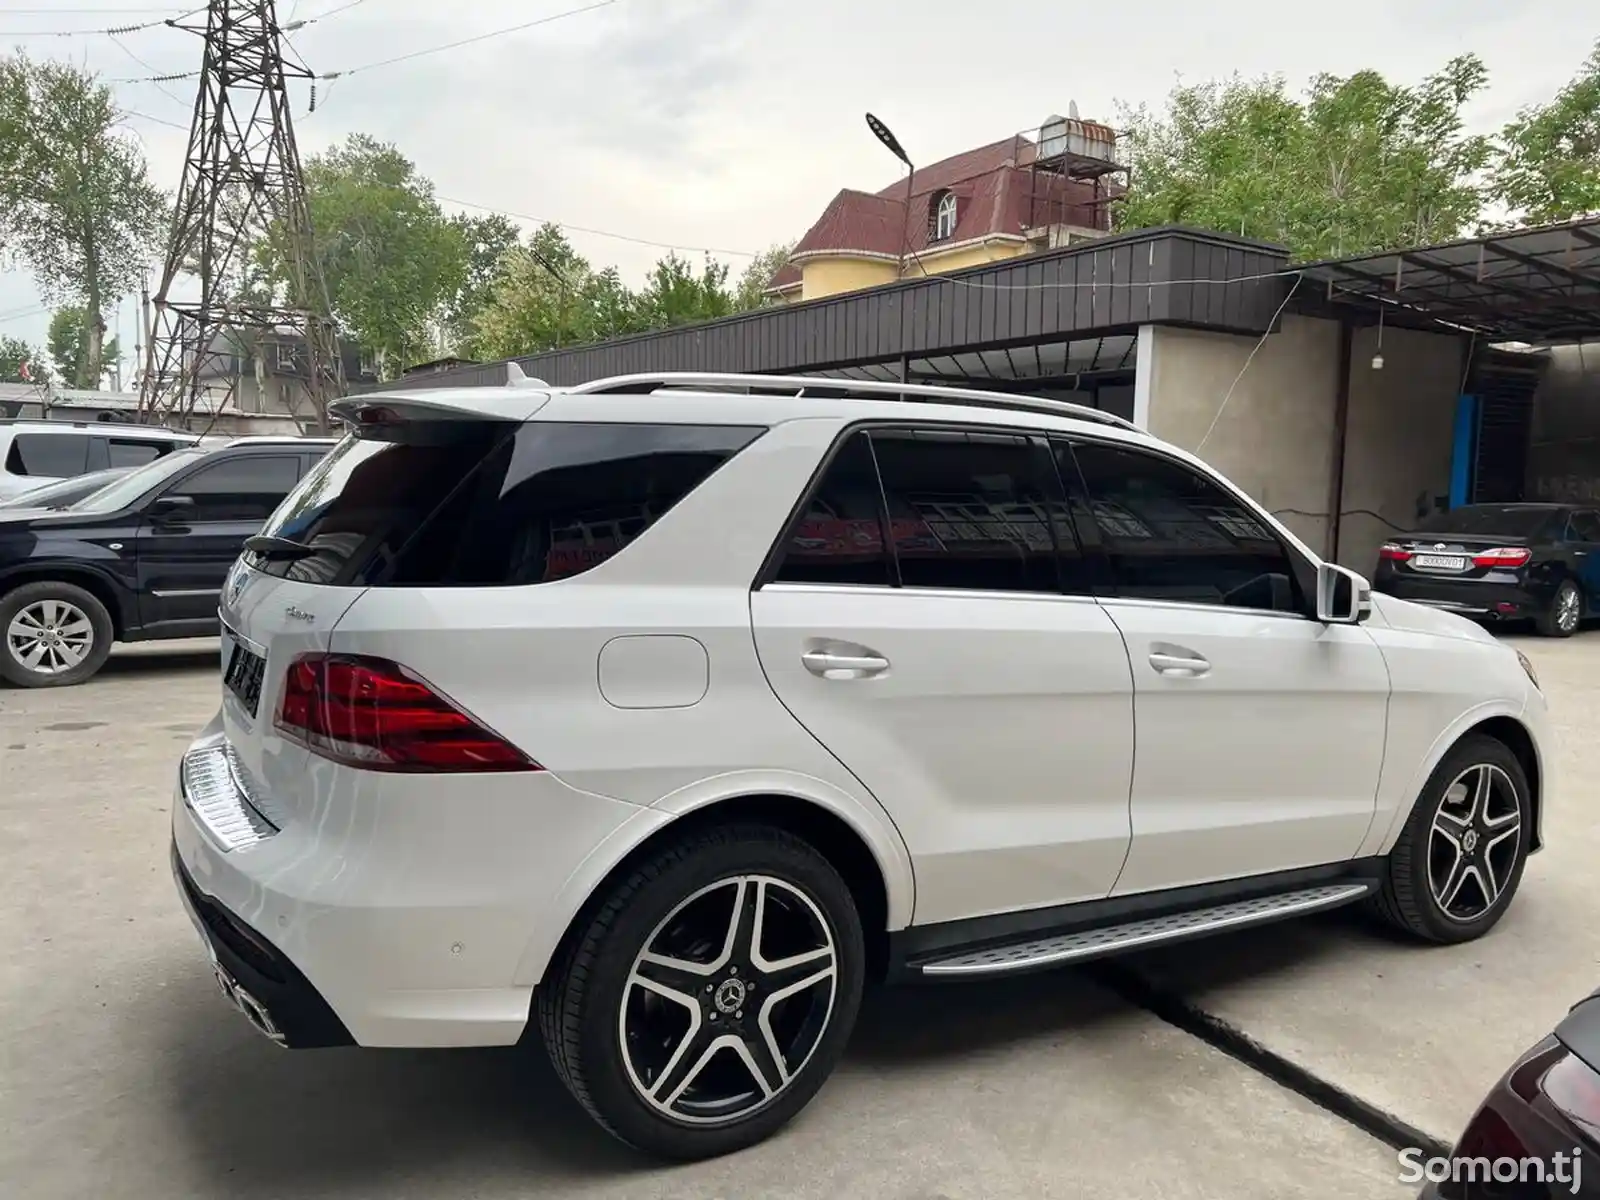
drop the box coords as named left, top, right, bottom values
left=363, top=228, right=1291, bottom=393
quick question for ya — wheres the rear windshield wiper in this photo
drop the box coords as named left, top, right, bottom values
left=244, top=533, right=317, bottom=560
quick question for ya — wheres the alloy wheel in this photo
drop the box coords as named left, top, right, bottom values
left=619, top=874, right=838, bottom=1126
left=1558, top=585, right=1581, bottom=633
left=5, top=599, right=95, bottom=675
left=1427, top=763, right=1523, bottom=923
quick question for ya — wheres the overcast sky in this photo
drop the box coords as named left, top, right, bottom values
left=1, top=0, right=1593, bottom=385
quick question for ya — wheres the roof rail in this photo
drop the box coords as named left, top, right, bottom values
left=565, top=372, right=1141, bottom=432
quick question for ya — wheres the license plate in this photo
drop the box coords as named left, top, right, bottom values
left=1413, top=553, right=1468, bottom=571
left=223, top=639, right=266, bottom=718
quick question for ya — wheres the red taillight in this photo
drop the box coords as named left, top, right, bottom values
left=1471, top=547, right=1532, bottom=569
left=1379, top=543, right=1413, bottom=562
left=1542, top=1049, right=1600, bottom=1128
left=275, top=653, right=540, bottom=773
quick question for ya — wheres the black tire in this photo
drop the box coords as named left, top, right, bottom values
left=1369, top=734, right=1532, bottom=944
left=0, top=580, right=115, bottom=688
left=537, top=823, right=865, bottom=1160
left=1537, top=578, right=1582, bottom=638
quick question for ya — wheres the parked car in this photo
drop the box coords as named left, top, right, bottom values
left=170, top=372, right=1548, bottom=1161
left=1413, top=984, right=1600, bottom=1198
left=0, top=435, right=335, bottom=687
left=0, top=465, right=134, bottom=512
left=0, top=418, right=197, bottom=501
left=1374, top=502, right=1600, bottom=637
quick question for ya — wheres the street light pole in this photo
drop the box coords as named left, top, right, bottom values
left=865, top=113, right=916, bottom=283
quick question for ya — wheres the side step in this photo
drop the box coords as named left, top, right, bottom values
left=915, top=882, right=1374, bottom=978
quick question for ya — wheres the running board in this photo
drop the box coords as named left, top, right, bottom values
left=915, top=882, right=1374, bottom=978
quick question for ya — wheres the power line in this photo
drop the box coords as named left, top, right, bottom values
left=121, top=107, right=188, bottom=130
left=0, top=4, right=198, bottom=37
left=320, top=0, right=615, bottom=80
left=108, top=31, right=188, bottom=106
left=438, top=194, right=761, bottom=260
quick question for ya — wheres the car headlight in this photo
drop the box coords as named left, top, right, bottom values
left=1517, top=648, right=1540, bottom=690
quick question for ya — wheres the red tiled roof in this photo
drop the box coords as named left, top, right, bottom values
left=768, top=135, right=1113, bottom=294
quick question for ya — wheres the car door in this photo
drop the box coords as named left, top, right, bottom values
left=1058, top=438, right=1391, bottom=896
left=1563, top=509, right=1600, bottom=613
left=750, top=426, right=1136, bottom=926
left=135, top=453, right=304, bottom=633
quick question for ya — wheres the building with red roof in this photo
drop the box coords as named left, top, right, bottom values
left=767, top=115, right=1124, bottom=303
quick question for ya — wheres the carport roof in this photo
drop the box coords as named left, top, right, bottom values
left=1296, top=217, right=1600, bottom=343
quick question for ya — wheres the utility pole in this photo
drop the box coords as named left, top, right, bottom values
left=139, top=0, right=340, bottom=432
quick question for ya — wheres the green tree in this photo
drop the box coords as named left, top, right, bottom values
left=734, top=243, right=795, bottom=310
left=636, top=253, right=736, bottom=328
left=1491, top=41, right=1600, bottom=226
left=1115, top=56, right=1493, bottom=259
left=0, top=336, right=45, bottom=384
left=0, top=54, right=164, bottom=387
left=46, top=307, right=118, bottom=387
left=441, top=212, right=522, bottom=352
left=254, top=134, right=465, bottom=377
left=469, top=223, right=597, bottom=360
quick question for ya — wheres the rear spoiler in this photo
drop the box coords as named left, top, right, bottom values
left=327, top=363, right=553, bottom=428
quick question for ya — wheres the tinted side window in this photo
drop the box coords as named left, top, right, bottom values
left=7, top=433, right=90, bottom=477
left=172, top=455, right=302, bottom=522
left=256, top=423, right=763, bottom=586
left=1069, top=441, right=1302, bottom=613
left=772, top=432, right=892, bottom=587
left=870, top=429, right=1068, bottom=594
left=107, top=439, right=168, bottom=468
left=1570, top=511, right=1600, bottom=542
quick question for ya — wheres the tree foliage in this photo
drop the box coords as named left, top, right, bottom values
left=1491, top=40, right=1600, bottom=226
left=468, top=224, right=748, bottom=361
left=0, top=54, right=164, bottom=386
left=47, top=306, right=118, bottom=388
left=1116, top=56, right=1494, bottom=259
left=252, top=134, right=465, bottom=377
left=442, top=212, right=521, bottom=350
left=0, top=336, right=45, bottom=385
left=734, top=243, right=795, bottom=310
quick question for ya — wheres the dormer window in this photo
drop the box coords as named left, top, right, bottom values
left=930, top=190, right=958, bottom=242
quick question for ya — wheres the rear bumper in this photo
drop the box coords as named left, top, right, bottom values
left=172, top=844, right=353, bottom=1048
left=1373, top=574, right=1549, bottom=620
left=170, top=726, right=667, bottom=1049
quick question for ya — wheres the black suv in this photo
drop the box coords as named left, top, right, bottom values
left=0, top=436, right=334, bottom=687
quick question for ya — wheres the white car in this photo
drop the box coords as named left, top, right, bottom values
left=171, top=371, right=1549, bottom=1160
left=0, top=419, right=195, bottom=500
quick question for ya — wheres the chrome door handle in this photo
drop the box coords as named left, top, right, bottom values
left=1148, top=651, right=1210, bottom=677
left=801, top=650, right=889, bottom=678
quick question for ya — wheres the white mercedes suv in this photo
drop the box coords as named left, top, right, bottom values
left=171, top=370, right=1549, bottom=1160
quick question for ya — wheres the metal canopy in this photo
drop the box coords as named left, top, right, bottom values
left=1297, top=217, right=1600, bottom=343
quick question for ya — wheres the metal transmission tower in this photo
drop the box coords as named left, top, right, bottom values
left=139, top=0, right=340, bottom=431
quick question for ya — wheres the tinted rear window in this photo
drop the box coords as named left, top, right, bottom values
left=6, top=432, right=89, bottom=477
left=253, top=422, right=763, bottom=586
left=1416, top=506, right=1560, bottom=538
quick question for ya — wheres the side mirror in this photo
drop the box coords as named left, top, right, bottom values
left=149, top=494, right=196, bottom=522
left=1316, top=562, right=1371, bottom=624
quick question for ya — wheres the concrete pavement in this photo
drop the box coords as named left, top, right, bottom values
left=1123, top=634, right=1600, bottom=1146
left=9, top=635, right=1575, bottom=1196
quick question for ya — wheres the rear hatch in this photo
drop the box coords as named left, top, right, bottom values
left=216, top=389, right=551, bottom=820
left=1378, top=505, right=1561, bottom=582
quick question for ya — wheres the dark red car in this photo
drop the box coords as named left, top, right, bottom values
left=1414, top=986, right=1600, bottom=1197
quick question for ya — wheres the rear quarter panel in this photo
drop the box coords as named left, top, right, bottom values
left=324, top=415, right=917, bottom=934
